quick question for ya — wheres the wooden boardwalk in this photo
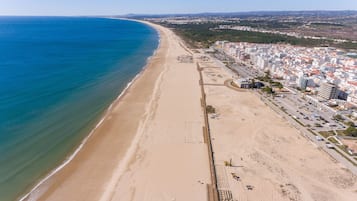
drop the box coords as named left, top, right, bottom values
left=197, top=62, right=220, bottom=201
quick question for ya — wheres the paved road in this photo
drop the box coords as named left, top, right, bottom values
left=274, top=94, right=346, bottom=132
left=259, top=93, right=357, bottom=175
left=211, top=50, right=357, bottom=174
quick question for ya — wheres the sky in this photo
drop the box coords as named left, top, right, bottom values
left=0, top=0, right=357, bottom=16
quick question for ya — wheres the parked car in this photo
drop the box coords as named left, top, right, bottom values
left=315, top=136, right=324, bottom=141
left=326, top=142, right=334, bottom=149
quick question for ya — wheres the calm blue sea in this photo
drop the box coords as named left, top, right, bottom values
left=0, top=17, right=158, bottom=201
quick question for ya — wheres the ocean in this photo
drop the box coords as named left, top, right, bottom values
left=0, top=17, right=159, bottom=201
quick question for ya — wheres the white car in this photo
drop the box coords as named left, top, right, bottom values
left=315, top=136, right=324, bottom=141
left=326, top=142, right=334, bottom=149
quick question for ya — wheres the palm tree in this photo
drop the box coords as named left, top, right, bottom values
left=251, top=78, right=256, bottom=89
left=265, top=70, right=271, bottom=80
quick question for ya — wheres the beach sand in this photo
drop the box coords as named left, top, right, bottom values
left=22, top=20, right=357, bottom=201
left=22, top=21, right=211, bottom=201
left=198, top=58, right=357, bottom=201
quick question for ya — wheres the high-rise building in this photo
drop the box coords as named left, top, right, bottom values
left=298, top=76, right=309, bottom=90
left=319, top=82, right=338, bottom=100
left=337, top=90, right=348, bottom=101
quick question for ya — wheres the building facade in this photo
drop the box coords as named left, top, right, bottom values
left=298, top=76, right=309, bottom=90
left=319, top=82, right=338, bottom=100
left=234, top=78, right=252, bottom=88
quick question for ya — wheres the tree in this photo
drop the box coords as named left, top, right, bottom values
left=344, top=126, right=357, bottom=137
left=333, top=114, right=344, bottom=121
left=265, top=70, right=271, bottom=79
left=251, top=79, right=256, bottom=88
left=345, top=121, right=355, bottom=127
left=272, top=81, right=283, bottom=90
left=262, top=86, right=274, bottom=94
left=206, top=105, right=216, bottom=114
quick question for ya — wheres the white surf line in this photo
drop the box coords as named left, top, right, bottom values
left=18, top=69, right=145, bottom=201
left=18, top=21, right=160, bottom=201
left=99, top=35, right=169, bottom=201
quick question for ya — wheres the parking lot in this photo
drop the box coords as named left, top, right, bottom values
left=230, top=63, right=263, bottom=78
left=224, top=58, right=346, bottom=132
left=274, top=93, right=346, bottom=132
left=214, top=51, right=346, bottom=132
left=211, top=52, right=357, bottom=176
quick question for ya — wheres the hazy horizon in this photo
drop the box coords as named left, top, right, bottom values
left=1, top=10, right=357, bottom=17
left=1, top=0, right=357, bottom=16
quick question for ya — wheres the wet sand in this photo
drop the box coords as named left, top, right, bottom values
left=22, top=21, right=211, bottom=201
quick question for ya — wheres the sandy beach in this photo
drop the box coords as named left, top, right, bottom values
left=198, top=57, right=357, bottom=201
left=21, top=21, right=211, bottom=201
left=20, top=19, right=357, bottom=201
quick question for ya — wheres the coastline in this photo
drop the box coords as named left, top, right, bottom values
left=21, top=19, right=211, bottom=201
left=19, top=19, right=163, bottom=201
left=12, top=16, right=357, bottom=201
left=99, top=21, right=211, bottom=201
left=18, top=62, right=147, bottom=201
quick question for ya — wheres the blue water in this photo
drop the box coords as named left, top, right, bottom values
left=0, top=17, right=158, bottom=201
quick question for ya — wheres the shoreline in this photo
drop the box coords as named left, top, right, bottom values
left=98, top=20, right=210, bottom=201
left=18, top=19, right=162, bottom=201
